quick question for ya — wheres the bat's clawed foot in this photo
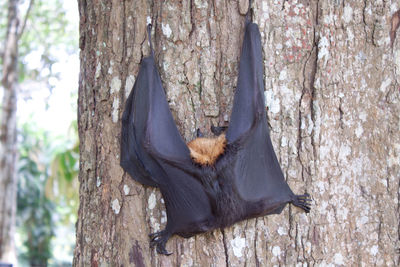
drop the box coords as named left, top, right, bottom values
left=292, top=193, right=312, bottom=213
left=149, top=230, right=172, bottom=255
left=149, top=230, right=164, bottom=240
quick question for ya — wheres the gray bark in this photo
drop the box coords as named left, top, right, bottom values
left=74, top=0, right=400, bottom=266
left=0, top=0, right=19, bottom=264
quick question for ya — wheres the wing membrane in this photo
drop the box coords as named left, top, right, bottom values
left=121, top=56, right=192, bottom=185
left=227, top=22, right=294, bottom=202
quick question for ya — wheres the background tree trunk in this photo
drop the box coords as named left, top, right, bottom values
left=0, top=0, right=19, bottom=264
left=74, top=0, right=400, bottom=266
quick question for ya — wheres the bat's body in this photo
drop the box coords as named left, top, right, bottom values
left=121, top=21, right=311, bottom=255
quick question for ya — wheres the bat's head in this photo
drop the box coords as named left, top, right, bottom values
left=187, top=134, right=226, bottom=166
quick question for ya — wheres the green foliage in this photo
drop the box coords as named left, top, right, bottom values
left=17, top=123, right=55, bottom=266
left=18, top=0, right=74, bottom=84
left=0, top=0, right=78, bottom=85
left=0, top=1, right=7, bottom=44
left=17, top=121, right=79, bottom=266
left=1, top=0, right=79, bottom=265
left=46, top=121, right=79, bottom=225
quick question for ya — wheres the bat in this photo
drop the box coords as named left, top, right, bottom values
left=120, top=21, right=311, bottom=255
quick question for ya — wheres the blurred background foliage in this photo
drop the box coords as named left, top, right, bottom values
left=1, top=0, right=79, bottom=266
left=17, top=124, right=56, bottom=266
left=17, top=121, right=78, bottom=267
left=1, top=0, right=77, bottom=86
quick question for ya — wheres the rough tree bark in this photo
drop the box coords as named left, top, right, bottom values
left=74, top=0, right=400, bottom=266
left=0, top=0, right=19, bottom=264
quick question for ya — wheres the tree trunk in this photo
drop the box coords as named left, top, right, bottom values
left=0, top=0, right=19, bottom=264
left=74, top=0, right=400, bottom=266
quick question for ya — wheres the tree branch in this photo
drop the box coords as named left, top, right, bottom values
left=17, top=0, right=34, bottom=40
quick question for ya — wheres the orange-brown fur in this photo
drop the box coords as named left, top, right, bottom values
left=187, top=134, right=227, bottom=165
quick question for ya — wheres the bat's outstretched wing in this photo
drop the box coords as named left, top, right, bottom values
left=120, top=40, right=214, bottom=253
left=121, top=50, right=194, bottom=187
left=120, top=66, right=158, bottom=187
left=226, top=22, right=296, bottom=207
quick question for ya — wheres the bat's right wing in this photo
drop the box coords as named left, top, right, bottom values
left=120, top=68, right=157, bottom=187
left=120, top=38, right=214, bottom=253
left=121, top=54, right=198, bottom=186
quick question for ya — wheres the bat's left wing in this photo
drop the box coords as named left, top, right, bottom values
left=225, top=22, right=311, bottom=214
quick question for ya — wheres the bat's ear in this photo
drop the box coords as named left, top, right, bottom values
left=211, top=125, right=227, bottom=136
left=196, top=128, right=204, bottom=138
